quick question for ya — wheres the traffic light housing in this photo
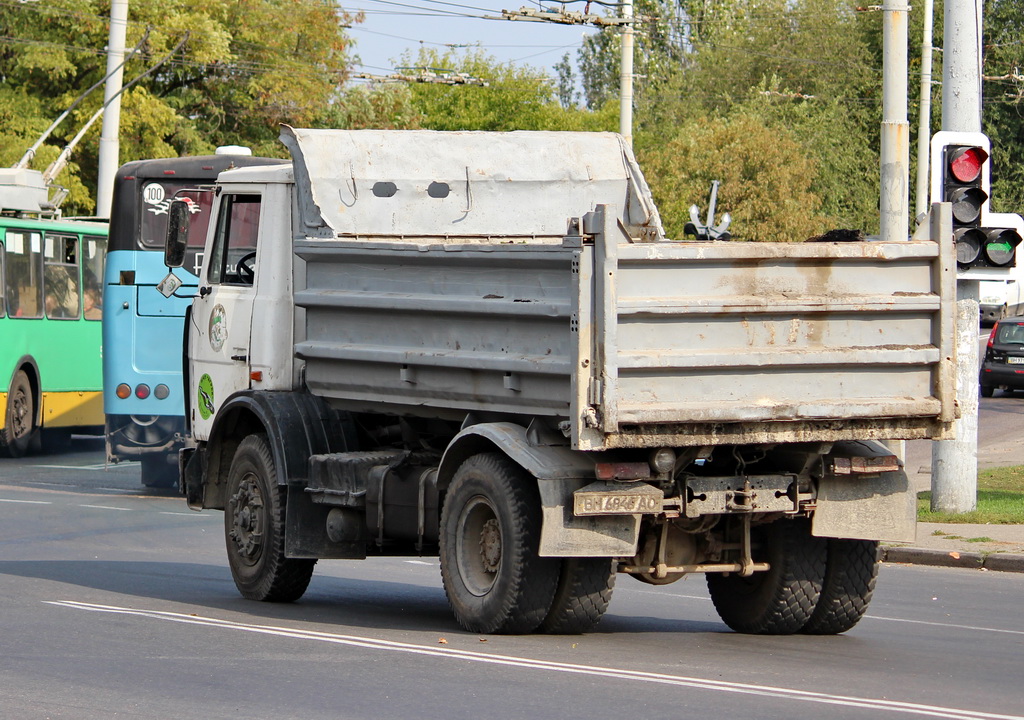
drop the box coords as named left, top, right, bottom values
left=930, top=131, right=1023, bottom=279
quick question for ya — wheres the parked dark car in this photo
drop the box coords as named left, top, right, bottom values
left=980, top=316, right=1024, bottom=396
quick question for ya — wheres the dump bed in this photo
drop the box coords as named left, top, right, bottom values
left=284, top=128, right=955, bottom=452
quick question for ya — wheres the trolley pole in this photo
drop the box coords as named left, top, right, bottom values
left=931, top=0, right=984, bottom=512
left=96, top=0, right=128, bottom=219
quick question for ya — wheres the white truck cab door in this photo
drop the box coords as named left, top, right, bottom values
left=188, top=192, right=262, bottom=440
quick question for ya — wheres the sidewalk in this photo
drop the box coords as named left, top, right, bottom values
left=882, top=439, right=1024, bottom=573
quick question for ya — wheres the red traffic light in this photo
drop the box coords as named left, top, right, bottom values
left=948, top=146, right=988, bottom=183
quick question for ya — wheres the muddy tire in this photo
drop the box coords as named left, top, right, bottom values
left=439, top=453, right=559, bottom=634
left=224, top=434, right=315, bottom=602
left=800, top=539, right=879, bottom=635
left=540, top=558, right=617, bottom=634
left=2, top=370, right=36, bottom=458
left=706, top=518, right=826, bottom=635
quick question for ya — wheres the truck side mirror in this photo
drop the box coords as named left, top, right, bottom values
left=164, top=199, right=191, bottom=268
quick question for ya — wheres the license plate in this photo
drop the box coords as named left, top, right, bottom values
left=574, top=483, right=662, bottom=516
left=1008, top=357, right=1024, bottom=365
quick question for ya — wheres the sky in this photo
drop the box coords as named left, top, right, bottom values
left=339, top=0, right=604, bottom=82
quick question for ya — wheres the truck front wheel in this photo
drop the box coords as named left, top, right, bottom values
left=439, top=453, right=560, bottom=634
left=706, top=518, right=826, bottom=635
left=800, top=539, right=879, bottom=635
left=224, top=433, right=315, bottom=602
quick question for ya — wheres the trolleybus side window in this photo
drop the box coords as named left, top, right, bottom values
left=82, top=234, right=106, bottom=320
left=43, top=234, right=80, bottom=320
left=207, top=194, right=261, bottom=285
left=4, top=230, right=43, bottom=319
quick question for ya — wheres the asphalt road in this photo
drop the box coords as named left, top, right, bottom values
left=2, top=441, right=1023, bottom=720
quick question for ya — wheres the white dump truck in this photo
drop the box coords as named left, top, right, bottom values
left=163, top=127, right=956, bottom=635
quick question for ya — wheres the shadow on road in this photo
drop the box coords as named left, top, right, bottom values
left=1, top=558, right=725, bottom=636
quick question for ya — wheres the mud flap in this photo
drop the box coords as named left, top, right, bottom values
left=536, top=477, right=641, bottom=557
left=812, top=469, right=916, bottom=543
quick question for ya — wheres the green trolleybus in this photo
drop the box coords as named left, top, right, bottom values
left=1, top=216, right=108, bottom=456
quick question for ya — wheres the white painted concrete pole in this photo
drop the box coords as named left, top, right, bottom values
left=932, top=0, right=984, bottom=513
left=915, top=0, right=935, bottom=218
left=880, top=0, right=910, bottom=245
left=618, top=0, right=634, bottom=147
left=95, top=0, right=129, bottom=219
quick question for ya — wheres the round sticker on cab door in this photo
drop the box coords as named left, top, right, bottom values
left=197, top=374, right=215, bottom=420
left=209, top=304, right=227, bottom=351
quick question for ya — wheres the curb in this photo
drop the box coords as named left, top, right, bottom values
left=881, top=546, right=1024, bottom=573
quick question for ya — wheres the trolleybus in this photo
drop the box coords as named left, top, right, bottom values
left=103, top=150, right=285, bottom=486
left=1, top=215, right=108, bottom=456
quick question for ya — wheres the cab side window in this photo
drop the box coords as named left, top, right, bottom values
left=207, top=194, right=261, bottom=285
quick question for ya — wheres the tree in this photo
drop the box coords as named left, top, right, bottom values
left=403, top=48, right=617, bottom=132
left=635, top=113, right=834, bottom=242
left=0, top=0, right=360, bottom=214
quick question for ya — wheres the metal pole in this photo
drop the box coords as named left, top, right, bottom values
left=618, top=0, right=634, bottom=147
left=880, top=0, right=910, bottom=245
left=95, top=0, right=129, bottom=219
left=932, top=0, right=983, bottom=513
left=915, top=0, right=935, bottom=218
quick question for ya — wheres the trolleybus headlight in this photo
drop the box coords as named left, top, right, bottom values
left=154, top=384, right=170, bottom=400
left=115, top=383, right=132, bottom=399
left=135, top=384, right=151, bottom=399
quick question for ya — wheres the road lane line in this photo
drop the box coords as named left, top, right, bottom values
left=865, top=615, right=1024, bottom=636
left=78, top=504, right=132, bottom=511
left=45, top=600, right=1023, bottom=720
left=0, top=498, right=52, bottom=505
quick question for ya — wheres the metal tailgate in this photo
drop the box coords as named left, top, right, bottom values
left=573, top=207, right=956, bottom=450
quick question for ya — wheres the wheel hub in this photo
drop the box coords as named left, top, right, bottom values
left=479, top=519, right=501, bottom=573
left=229, top=476, right=265, bottom=561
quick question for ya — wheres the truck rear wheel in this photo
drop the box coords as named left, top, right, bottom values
left=800, top=539, right=879, bottom=635
left=2, top=370, right=36, bottom=458
left=706, top=518, right=826, bottom=635
left=540, top=557, right=616, bottom=634
left=224, top=434, right=315, bottom=602
left=439, top=453, right=559, bottom=634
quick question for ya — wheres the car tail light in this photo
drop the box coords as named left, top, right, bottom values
left=135, top=384, right=151, bottom=399
left=115, top=383, right=131, bottom=399
left=988, top=325, right=998, bottom=348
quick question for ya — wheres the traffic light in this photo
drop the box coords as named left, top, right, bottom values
left=930, top=131, right=1023, bottom=278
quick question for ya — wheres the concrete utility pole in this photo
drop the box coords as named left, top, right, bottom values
left=932, top=0, right=984, bottom=513
left=880, top=0, right=910, bottom=246
left=915, top=0, right=936, bottom=218
left=618, top=0, right=634, bottom=147
left=96, top=0, right=129, bottom=219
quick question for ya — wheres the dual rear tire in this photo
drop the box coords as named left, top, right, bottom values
left=439, top=453, right=615, bottom=635
left=706, top=518, right=878, bottom=635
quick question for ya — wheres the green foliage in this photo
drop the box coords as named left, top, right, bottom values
left=0, top=0, right=359, bottom=214
left=982, top=0, right=1024, bottom=213
left=403, top=49, right=618, bottom=132
left=916, top=465, right=1024, bottom=524
left=636, top=113, right=833, bottom=242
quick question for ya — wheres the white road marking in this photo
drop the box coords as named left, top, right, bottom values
left=46, top=600, right=1023, bottom=720
left=0, top=498, right=52, bottom=505
left=78, top=504, right=132, bottom=511
left=35, top=464, right=111, bottom=471
left=404, top=560, right=434, bottom=566
left=864, top=615, right=1024, bottom=637
left=158, top=511, right=203, bottom=517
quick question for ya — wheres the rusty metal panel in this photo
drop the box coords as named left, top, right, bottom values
left=294, top=241, right=578, bottom=418
left=576, top=210, right=956, bottom=449
left=280, top=127, right=664, bottom=242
